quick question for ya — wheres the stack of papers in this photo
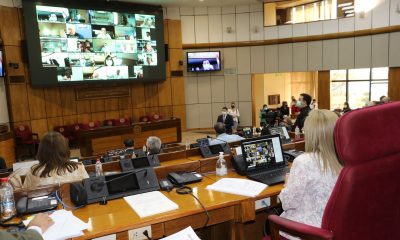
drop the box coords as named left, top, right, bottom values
left=124, top=191, right=179, bottom=218
left=206, top=178, right=267, bottom=197
left=160, top=226, right=200, bottom=240
left=24, top=210, right=89, bottom=240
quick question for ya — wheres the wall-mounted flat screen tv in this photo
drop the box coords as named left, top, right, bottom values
left=23, top=0, right=165, bottom=87
left=187, top=51, right=221, bottom=72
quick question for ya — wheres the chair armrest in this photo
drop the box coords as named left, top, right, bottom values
left=268, top=215, right=334, bottom=240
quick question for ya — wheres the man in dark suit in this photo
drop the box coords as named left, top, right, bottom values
left=292, top=93, right=312, bottom=131
left=217, top=107, right=234, bottom=134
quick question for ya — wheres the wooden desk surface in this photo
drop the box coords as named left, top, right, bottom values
left=71, top=171, right=283, bottom=239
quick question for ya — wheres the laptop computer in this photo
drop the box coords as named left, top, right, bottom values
left=269, top=126, right=291, bottom=144
left=240, top=134, right=289, bottom=185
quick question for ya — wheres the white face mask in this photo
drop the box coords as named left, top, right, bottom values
left=222, top=111, right=227, bottom=115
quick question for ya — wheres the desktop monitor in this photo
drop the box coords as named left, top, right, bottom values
left=240, top=135, right=284, bottom=171
left=269, top=126, right=290, bottom=141
left=106, top=172, right=139, bottom=194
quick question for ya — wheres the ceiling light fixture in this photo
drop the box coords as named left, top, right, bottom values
left=338, top=2, right=353, bottom=8
left=342, top=6, right=354, bottom=11
left=345, top=10, right=354, bottom=14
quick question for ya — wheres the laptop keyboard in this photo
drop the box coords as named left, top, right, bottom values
left=253, top=168, right=287, bottom=179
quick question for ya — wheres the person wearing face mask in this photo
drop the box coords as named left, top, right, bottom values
left=260, top=104, right=269, bottom=127
left=228, top=102, right=240, bottom=133
left=291, top=93, right=312, bottom=131
left=290, top=96, right=300, bottom=115
left=217, top=106, right=234, bottom=134
left=342, top=102, right=351, bottom=114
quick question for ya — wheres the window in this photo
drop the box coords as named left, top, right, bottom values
left=330, top=68, right=389, bottom=110
left=264, top=0, right=354, bottom=26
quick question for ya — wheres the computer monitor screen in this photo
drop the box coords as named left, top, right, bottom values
left=187, top=51, right=221, bottom=72
left=241, top=135, right=284, bottom=170
left=132, top=156, right=150, bottom=168
left=106, top=172, right=139, bottom=194
left=269, top=127, right=290, bottom=140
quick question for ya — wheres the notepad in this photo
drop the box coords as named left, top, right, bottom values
left=24, top=210, right=89, bottom=240
left=124, top=191, right=179, bottom=218
left=206, top=178, right=267, bottom=197
left=160, top=226, right=200, bottom=240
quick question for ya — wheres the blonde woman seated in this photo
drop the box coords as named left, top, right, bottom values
left=278, top=110, right=343, bottom=240
left=21, top=132, right=88, bottom=189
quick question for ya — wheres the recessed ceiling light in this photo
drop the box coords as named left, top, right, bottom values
left=199, top=0, right=204, bottom=2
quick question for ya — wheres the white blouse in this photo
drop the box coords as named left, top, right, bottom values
left=279, top=153, right=339, bottom=239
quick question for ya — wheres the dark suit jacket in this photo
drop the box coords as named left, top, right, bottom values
left=217, top=114, right=234, bottom=134
left=292, top=106, right=311, bottom=131
left=0, top=229, right=43, bottom=240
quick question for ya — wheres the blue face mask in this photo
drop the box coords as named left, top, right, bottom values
left=296, top=100, right=302, bottom=107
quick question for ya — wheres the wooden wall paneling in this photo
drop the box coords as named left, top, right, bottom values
left=104, top=98, right=119, bottom=111
left=166, top=59, right=171, bottom=78
left=30, top=119, right=49, bottom=138
left=47, top=117, right=63, bottom=131
left=13, top=121, right=31, bottom=130
left=118, top=96, right=132, bottom=110
left=90, top=99, right=105, bottom=113
left=131, top=83, right=146, bottom=108
left=27, top=87, right=46, bottom=120
left=18, top=8, right=25, bottom=41
left=317, top=71, right=330, bottom=109
left=3, top=46, right=25, bottom=76
left=159, top=106, right=173, bottom=119
left=8, top=84, right=30, bottom=122
left=388, top=67, right=400, bottom=101
left=76, top=100, right=91, bottom=114
left=164, top=20, right=169, bottom=45
left=132, top=108, right=146, bottom=122
left=171, top=77, right=185, bottom=105
left=44, top=88, right=62, bottom=118
left=91, top=112, right=106, bottom=122
left=0, top=7, right=22, bottom=45
left=105, top=111, right=120, bottom=120
left=168, top=20, right=182, bottom=49
left=146, top=107, right=160, bottom=116
left=77, top=113, right=91, bottom=124
left=119, top=109, right=133, bottom=119
left=169, top=49, right=184, bottom=71
left=144, top=82, right=159, bottom=107
left=63, top=115, right=78, bottom=125
left=158, top=78, right=172, bottom=106
left=60, top=88, right=77, bottom=116
left=173, top=105, right=186, bottom=130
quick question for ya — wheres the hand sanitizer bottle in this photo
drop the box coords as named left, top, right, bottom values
left=216, top=152, right=227, bottom=176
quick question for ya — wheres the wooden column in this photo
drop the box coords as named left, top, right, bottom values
left=389, top=67, right=400, bottom=101
left=0, top=133, right=15, bottom=168
left=317, top=71, right=330, bottom=110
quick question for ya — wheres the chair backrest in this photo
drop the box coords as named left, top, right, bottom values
left=54, top=125, right=70, bottom=137
left=14, top=125, right=32, bottom=141
left=104, top=119, right=114, bottom=127
left=322, top=102, right=400, bottom=239
left=114, top=118, right=131, bottom=126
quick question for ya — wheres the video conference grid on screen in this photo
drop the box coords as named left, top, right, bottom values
left=37, top=5, right=158, bottom=82
left=243, top=137, right=283, bottom=169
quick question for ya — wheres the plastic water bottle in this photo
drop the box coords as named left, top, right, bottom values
left=95, top=159, right=103, bottom=176
left=185, top=138, right=190, bottom=150
left=216, top=152, right=227, bottom=176
left=0, top=178, right=16, bottom=221
left=295, top=126, right=300, bottom=140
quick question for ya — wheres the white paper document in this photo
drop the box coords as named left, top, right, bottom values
left=160, top=226, right=200, bottom=240
left=206, top=178, right=267, bottom=197
left=124, top=191, right=179, bottom=218
left=24, top=210, right=89, bottom=240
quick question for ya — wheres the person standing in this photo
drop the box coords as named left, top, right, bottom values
left=228, top=102, right=240, bottom=133
left=217, top=107, right=234, bottom=134
left=290, top=96, right=300, bottom=115
left=279, top=101, right=290, bottom=117
left=310, top=99, right=318, bottom=110
left=259, top=104, right=268, bottom=127
left=292, top=93, right=312, bottom=131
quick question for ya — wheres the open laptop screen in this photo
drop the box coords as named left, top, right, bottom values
left=269, top=127, right=290, bottom=141
left=240, top=135, right=284, bottom=171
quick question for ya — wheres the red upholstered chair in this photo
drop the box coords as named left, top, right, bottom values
left=114, top=117, right=131, bottom=126
left=266, top=102, right=400, bottom=240
left=82, top=121, right=100, bottom=130
left=14, top=125, right=40, bottom=160
left=103, top=119, right=114, bottom=127
left=54, top=125, right=77, bottom=147
left=139, top=115, right=151, bottom=123
left=150, top=113, right=163, bottom=122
